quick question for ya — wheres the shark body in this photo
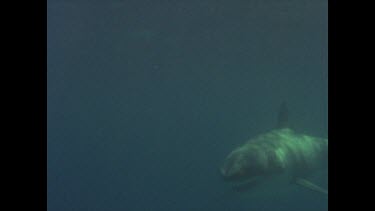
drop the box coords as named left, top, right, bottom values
left=220, top=104, right=328, bottom=194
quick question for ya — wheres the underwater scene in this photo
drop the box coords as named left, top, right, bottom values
left=47, top=0, right=327, bottom=210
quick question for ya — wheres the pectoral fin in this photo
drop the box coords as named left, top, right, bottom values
left=295, top=178, right=328, bottom=195
left=276, top=102, right=289, bottom=129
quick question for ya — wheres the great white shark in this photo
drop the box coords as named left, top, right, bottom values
left=219, top=103, right=328, bottom=195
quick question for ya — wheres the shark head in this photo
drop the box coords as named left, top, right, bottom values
left=220, top=148, right=267, bottom=183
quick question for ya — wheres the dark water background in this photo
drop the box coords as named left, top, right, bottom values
left=47, top=0, right=328, bottom=210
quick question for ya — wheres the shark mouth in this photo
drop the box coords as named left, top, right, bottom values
left=230, top=176, right=263, bottom=192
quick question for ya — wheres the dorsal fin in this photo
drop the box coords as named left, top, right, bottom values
left=276, top=102, right=289, bottom=129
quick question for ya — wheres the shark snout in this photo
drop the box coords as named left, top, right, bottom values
left=220, top=167, right=228, bottom=178
left=219, top=166, right=238, bottom=181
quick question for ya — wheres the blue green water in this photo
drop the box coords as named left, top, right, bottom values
left=47, top=0, right=327, bottom=210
